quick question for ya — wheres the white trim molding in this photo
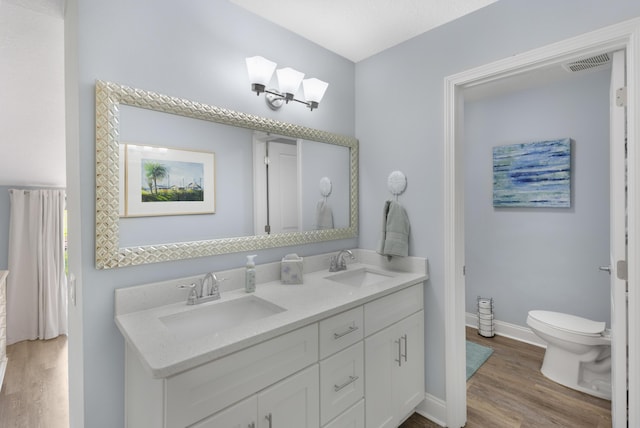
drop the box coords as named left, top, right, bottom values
left=444, top=17, right=640, bottom=428
left=465, top=312, right=546, bottom=348
left=415, top=393, right=447, bottom=428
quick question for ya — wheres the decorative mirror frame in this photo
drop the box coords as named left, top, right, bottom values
left=95, top=80, right=358, bottom=269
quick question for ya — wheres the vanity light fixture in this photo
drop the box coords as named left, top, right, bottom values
left=245, top=56, right=329, bottom=111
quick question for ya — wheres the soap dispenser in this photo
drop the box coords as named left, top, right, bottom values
left=245, top=255, right=257, bottom=293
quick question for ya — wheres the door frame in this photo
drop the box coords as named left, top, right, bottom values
left=444, top=18, right=640, bottom=427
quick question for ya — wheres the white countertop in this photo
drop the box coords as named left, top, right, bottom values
left=115, top=250, right=428, bottom=379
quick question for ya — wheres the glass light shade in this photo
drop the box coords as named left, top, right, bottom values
left=245, top=56, right=277, bottom=86
left=302, top=78, right=329, bottom=103
left=276, top=67, right=305, bottom=95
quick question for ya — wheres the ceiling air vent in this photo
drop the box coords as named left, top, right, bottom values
left=562, top=53, right=611, bottom=73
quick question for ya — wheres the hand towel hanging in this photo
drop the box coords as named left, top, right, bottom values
left=315, top=199, right=334, bottom=229
left=377, top=200, right=410, bottom=258
left=316, top=177, right=334, bottom=229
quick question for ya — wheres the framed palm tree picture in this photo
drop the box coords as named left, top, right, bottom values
left=120, top=143, right=215, bottom=217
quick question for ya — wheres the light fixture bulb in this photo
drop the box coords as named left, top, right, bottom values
left=246, top=56, right=277, bottom=93
left=276, top=67, right=305, bottom=99
left=302, top=78, right=329, bottom=104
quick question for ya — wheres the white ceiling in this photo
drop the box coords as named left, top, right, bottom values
left=229, top=0, right=498, bottom=63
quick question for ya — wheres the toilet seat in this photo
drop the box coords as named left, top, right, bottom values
left=528, top=310, right=605, bottom=336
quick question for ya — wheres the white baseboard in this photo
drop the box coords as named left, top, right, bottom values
left=465, top=312, right=545, bottom=348
left=414, top=393, right=447, bottom=427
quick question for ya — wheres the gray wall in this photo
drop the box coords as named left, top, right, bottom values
left=70, top=1, right=356, bottom=426
left=355, top=0, right=640, bottom=403
left=464, top=69, right=611, bottom=327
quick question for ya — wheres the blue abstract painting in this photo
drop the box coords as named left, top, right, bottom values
left=493, top=138, right=571, bottom=208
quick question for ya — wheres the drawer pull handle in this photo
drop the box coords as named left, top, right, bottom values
left=265, top=413, right=272, bottom=428
left=333, top=325, right=358, bottom=340
left=334, top=375, right=359, bottom=392
left=401, top=334, right=408, bottom=362
left=395, top=338, right=402, bottom=366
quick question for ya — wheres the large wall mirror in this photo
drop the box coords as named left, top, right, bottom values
left=95, top=80, right=358, bottom=269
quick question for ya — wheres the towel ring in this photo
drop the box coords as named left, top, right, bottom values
left=319, top=177, right=332, bottom=200
left=387, top=171, right=407, bottom=200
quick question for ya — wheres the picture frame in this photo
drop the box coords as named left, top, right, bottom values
left=493, top=138, right=571, bottom=208
left=120, top=143, right=215, bottom=217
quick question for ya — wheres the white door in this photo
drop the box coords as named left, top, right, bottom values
left=267, top=141, right=300, bottom=234
left=609, top=49, right=628, bottom=427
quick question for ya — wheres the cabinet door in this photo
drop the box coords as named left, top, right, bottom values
left=258, top=364, right=319, bottom=428
left=365, top=310, right=425, bottom=428
left=190, top=395, right=257, bottom=428
left=364, top=327, right=396, bottom=428
left=395, top=311, right=425, bottom=420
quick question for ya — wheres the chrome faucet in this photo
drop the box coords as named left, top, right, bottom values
left=329, top=249, right=355, bottom=272
left=201, top=272, right=221, bottom=300
left=179, top=272, right=224, bottom=305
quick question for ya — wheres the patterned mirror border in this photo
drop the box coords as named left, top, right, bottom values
left=95, top=80, right=358, bottom=269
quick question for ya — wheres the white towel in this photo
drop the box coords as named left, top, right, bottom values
left=316, top=199, right=334, bottom=229
left=377, top=200, right=410, bottom=258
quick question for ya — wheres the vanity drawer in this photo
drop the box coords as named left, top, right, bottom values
left=319, top=306, right=364, bottom=359
left=165, top=324, right=318, bottom=428
left=323, top=399, right=364, bottom=428
left=364, top=283, right=423, bottom=336
left=319, top=341, right=364, bottom=426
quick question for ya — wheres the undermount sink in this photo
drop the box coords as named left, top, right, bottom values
left=325, top=267, right=395, bottom=287
left=159, top=295, right=286, bottom=341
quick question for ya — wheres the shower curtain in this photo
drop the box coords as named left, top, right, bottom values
left=7, top=189, right=67, bottom=345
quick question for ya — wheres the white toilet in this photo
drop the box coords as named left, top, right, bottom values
left=526, top=310, right=611, bottom=400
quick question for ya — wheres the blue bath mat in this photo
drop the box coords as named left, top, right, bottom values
left=466, top=340, right=493, bottom=380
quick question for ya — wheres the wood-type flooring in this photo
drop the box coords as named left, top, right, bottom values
left=399, top=326, right=612, bottom=427
left=0, top=328, right=613, bottom=427
left=0, top=335, right=69, bottom=428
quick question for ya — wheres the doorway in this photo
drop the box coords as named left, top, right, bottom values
left=443, top=19, right=640, bottom=428
left=252, top=132, right=302, bottom=235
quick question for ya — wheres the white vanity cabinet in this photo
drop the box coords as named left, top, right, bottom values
left=257, top=364, right=319, bottom=428
left=190, top=395, right=256, bottom=428
left=122, top=277, right=425, bottom=428
left=125, top=324, right=318, bottom=428
left=194, top=364, right=320, bottom=428
left=364, top=285, right=425, bottom=428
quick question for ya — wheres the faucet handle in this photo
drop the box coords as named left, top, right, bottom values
left=329, top=255, right=338, bottom=272
left=338, top=257, right=347, bottom=270
left=178, top=283, right=198, bottom=305
left=210, top=274, right=228, bottom=299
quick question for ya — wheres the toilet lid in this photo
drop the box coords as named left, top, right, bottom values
left=529, top=310, right=605, bottom=335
